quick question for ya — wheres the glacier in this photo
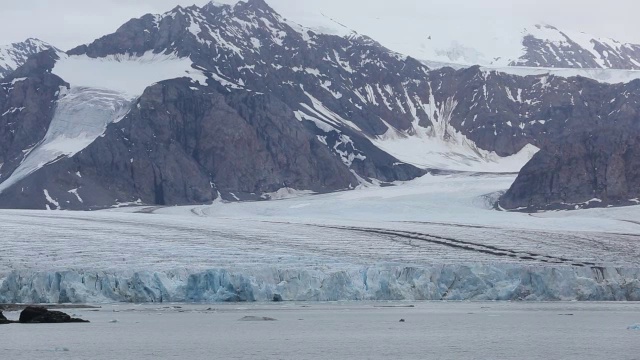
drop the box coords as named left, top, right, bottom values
left=0, top=87, right=132, bottom=195
left=2, top=173, right=640, bottom=304
left=1, top=265, right=639, bottom=303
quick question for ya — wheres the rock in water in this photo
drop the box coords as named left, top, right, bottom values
left=19, top=306, right=89, bottom=323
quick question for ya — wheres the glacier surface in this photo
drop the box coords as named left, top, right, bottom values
left=2, top=174, right=640, bottom=303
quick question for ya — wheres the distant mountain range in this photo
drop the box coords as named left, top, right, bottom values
left=415, top=24, right=640, bottom=70
left=0, top=0, right=639, bottom=211
left=277, top=4, right=640, bottom=70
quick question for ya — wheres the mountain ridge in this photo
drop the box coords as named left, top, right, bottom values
left=0, top=38, right=56, bottom=79
left=0, top=0, right=639, bottom=210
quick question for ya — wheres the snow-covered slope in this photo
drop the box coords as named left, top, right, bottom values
left=0, top=87, right=133, bottom=196
left=0, top=50, right=209, bottom=196
left=0, top=38, right=55, bottom=78
left=52, top=52, right=208, bottom=97
left=370, top=97, right=540, bottom=172
left=2, top=173, right=640, bottom=302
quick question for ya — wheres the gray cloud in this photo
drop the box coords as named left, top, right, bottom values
left=1, top=0, right=639, bottom=52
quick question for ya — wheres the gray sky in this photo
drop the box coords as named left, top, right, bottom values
left=2, top=0, right=639, bottom=54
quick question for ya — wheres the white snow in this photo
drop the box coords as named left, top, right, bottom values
left=7, top=77, right=27, bottom=85
left=43, top=189, right=59, bottom=210
left=52, top=51, right=208, bottom=97
left=372, top=134, right=538, bottom=172
left=1, top=107, right=25, bottom=117
left=370, top=92, right=539, bottom=172
left=483, top=65, right=640, bottom=85
left=68, top=188, right=84, bottom=203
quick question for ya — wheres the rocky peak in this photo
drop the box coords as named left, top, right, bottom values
left=67, top=0, right=293, bottom=60
left=0, top=38, right=56, bottom=79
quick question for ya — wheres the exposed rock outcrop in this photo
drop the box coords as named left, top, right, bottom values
left=18, top=306, right=89, bottom=323
left=499, top=129, right=640, bottom=211
left=0, top=50, right=67, bottom=184
left=0, top=306, right=89, bottom=324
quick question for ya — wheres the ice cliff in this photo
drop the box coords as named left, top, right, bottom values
left=1, top=264, right=639, bottom=303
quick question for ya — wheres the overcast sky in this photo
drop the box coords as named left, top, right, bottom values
left=1, top=0, right=639, bottom=52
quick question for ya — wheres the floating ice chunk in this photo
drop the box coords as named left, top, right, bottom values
left=239, top=316, right=277, bottom=321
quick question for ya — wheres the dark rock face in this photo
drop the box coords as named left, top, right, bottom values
left=18, top=306, right=89, bottom=324
left=425, top=68, right=640, bottom=157
left=499, top=129, right=640, bottom=211
left=0, top=79, right=358, bottom=209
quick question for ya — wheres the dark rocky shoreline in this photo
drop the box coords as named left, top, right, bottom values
left=0, top=306, right=91, bottom=324
left=0, top=304, right=99, bottom=312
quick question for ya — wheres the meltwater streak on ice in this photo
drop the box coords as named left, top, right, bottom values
left=0, top=87, right=132, bottom=194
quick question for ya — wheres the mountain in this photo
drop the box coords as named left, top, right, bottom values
left=417, top=24, right=640, bottom=70
left=0, top=38, right=55, bottom=79
left=499, top=128, right=640, bottom=211
left=1, top=0, right=640, bottom=210
left=511, top=25, right=640, bottom=70
left=274, top=3, right=640, bottom=70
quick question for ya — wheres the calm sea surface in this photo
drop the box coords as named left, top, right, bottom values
left=2, top=302, right=639, bottom=359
